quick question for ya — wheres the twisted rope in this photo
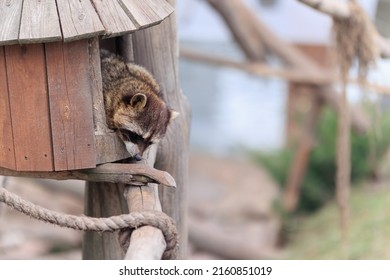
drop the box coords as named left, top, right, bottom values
left=0, top=187, right=177, bottom=259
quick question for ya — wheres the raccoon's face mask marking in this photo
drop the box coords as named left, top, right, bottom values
left=118, top=128, right=155, bottom=159
left=115, top=93, right=154, bottom=160
left=113, top=92, right=179, bottom=160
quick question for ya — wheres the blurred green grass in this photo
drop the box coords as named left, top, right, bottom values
left=286, top=184, right=390, bottom=259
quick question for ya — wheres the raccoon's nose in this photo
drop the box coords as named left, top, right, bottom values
left=134, top=154, right=142, bottom=161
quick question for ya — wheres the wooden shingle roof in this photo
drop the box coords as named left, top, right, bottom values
left=0, top=0, right=174, bottom=45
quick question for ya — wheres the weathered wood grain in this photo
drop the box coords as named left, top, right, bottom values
left=124, top=149, right=167, bottom=260
left=0, top=163, right=177, bottom=187
left=56, top=0, right=105, bottom=42
left=45, top=42, right=70, bottom=171
left=5, top=44, right=54, bottom=171
left=19, top=0, right=62, bottom=44
left=88, top=38, right=130, bottom=164
left=0, top=0, right=23, bottom=45
left=46, top=40, right=96, bottom=171
left=95, top=133, right=130, bottom=165
left=88, top=38, right=108, bottom=135
left=83, top=182, right=127, bottom=260
left=0, top=47, right=16, bottom=170
left=0, top=0, right=176, bottom=45
left=91, top=0, right=137, bottom=38
left=119, top=0, right=174, bottom=28
left=125, top=183, right=166, bottom=260
left=82, top=153, right=174, bottom=259
left=61, top=40, right=96, bottom=169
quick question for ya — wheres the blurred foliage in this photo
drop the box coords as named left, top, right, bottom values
left=286, top=185, right=390, bottom=259
left=252, top=108, right=390, bottom=213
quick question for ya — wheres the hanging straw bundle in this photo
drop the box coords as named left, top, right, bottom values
left=332, top=0, right=378, bottom=253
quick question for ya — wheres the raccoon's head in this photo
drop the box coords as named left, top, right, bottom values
left=112, top=91, right=179, bottom=160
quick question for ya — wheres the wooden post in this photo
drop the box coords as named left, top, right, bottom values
left=285, top=45, right=331, bottom=147
left=82, top=182, right=127, bottom=259
left=283, top=46, right=329, bottom=212
left=283, top=84, right=323, bottom=212
left=123, top=146, right=167, bottom=260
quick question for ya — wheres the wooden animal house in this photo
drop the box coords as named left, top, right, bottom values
left=0, top=0, right=174, bottom=172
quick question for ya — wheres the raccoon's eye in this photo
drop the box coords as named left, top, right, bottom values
left=119, top=129, right=144, bottom=143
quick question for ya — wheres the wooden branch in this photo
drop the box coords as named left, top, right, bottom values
left=181, top=48, right=371, bottom=133
left=283, top=85, right=322, bottom=212
left=124, top=183, right=167, bottom=259
left=207, top=0, right=329, bottom=81
left=207, top=0, right=267, bottom=61
left=181, top=48, right=390, bottom=95
left=180, top=47, right=329, bottom=84
left=0, top=163, right=176, bottom=188
left=124, top=146, right=167, bottom=260
left=297, top=0, right=390, bottom=58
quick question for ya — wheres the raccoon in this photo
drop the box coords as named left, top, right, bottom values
left=100, top=50, right=178, bottom=161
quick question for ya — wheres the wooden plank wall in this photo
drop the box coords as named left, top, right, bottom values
left=5, top=44, right=54, bottom=171
left=88, top=38, right=129, bottom=165
left=46, top=40, right=96, bottom=171
left=0, top=47, right=16, bottom=170
left=1, top=40, right=96, bottom=172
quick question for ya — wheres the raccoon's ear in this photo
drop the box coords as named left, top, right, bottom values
left=170, top=110, right=180, bottom=121
left=130, top=93, right=147, bottom=111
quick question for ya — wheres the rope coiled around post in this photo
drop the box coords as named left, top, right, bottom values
left=0, top=187, right=177, bottom=259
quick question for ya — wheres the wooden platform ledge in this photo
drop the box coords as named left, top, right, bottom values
left=0, top=163, right=176, bottom=188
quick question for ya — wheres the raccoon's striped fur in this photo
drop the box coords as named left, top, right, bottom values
left=100, top=50, right=178, bottom=160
